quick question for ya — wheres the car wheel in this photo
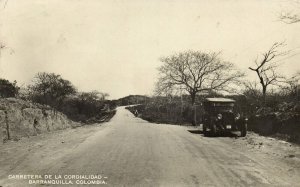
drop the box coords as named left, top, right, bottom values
left=211, top=123, right=217, bottom=136
left=203, top=123, right=207, bottom=136
left=240, top=123, right=247, bottom=137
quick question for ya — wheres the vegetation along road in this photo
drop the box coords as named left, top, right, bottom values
left=1, top=107, right=300, bottom=187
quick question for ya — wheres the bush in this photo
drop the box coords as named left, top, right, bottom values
left=61, top=93, right=116, bottom=123
left=126, top=97, right=204, bottom=125
left=0, top=79, right=19, bottom=98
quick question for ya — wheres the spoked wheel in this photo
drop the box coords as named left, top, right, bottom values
left=211, top=123, right=217, bottom=136
left=203, top=123, right=208, bottom=136
left=240, top=123, right=247, bottom=137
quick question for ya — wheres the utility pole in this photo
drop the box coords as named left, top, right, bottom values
left=194, top=104, right=197, bottom=126
left=180, top=86, right=183, bottom=125
left=297, top=84, right=299, bottom=101
left=5, top=110, right=10, bottom=140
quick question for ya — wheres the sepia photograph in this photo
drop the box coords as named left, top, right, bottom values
left=0, top=0, right=300, bottom=186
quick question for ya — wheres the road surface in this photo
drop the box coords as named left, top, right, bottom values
left=1, top=107, right=300, bottom=186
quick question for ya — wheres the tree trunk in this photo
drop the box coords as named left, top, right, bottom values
left=262, top=85, right=267, bottom=106
left=190, top=93, right=196, bottom=126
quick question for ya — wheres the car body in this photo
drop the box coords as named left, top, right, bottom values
left=202, top=97, right=247, bottom=137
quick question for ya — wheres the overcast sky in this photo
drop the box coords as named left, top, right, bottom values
left=0, top=0, right=299, bottom=99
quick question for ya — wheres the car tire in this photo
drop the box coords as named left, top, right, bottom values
left=203, top=123, right=207, bottom=136
left=211, top=123, right=217, bottom=136
left=240, top=123, right=247, bottom=137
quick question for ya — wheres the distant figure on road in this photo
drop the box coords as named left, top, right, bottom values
left=134, top=109, right=138, bottom=117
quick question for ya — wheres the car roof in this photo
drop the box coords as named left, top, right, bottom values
left=204, top=97, right=235, bottom=103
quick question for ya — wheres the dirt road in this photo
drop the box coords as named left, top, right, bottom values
left=1, top=107, right=300, bottom=187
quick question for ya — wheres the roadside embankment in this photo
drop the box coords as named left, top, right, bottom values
left=0, top=98, right=79, bottom=142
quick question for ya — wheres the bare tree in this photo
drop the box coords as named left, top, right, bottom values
left=279, top=0, right=300, bottom=24
left=78, top=91, right=109, bottom=102
left=280, top=12, right=300, bottom=24
left=156, top=50, right=244, bottom=124
left=279, top=72, right=300, bottom=99
left=249, top=42, right=288, bottom=104
left=243, top=81, right=261, bottom=98
left=99, top=92, right=109, bottom=101
left=0, top=42, right=5, bottom=58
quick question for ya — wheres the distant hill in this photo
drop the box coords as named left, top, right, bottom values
left=115, top=95, right=150, bottom=106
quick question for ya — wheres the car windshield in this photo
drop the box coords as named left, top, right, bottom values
left=212, top=106, right=233, bottom=112
left=204, top=102, right=234, bottom=112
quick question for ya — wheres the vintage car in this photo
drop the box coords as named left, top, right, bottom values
left=202, top=98, right=247, bottom=137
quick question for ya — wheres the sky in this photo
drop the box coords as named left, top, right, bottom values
left=0, top=0, right=299, bottom=99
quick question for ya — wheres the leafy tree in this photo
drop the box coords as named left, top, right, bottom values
left=28, top=72, right=76, bottom=109
left=0, top=78, right=19, bottom=98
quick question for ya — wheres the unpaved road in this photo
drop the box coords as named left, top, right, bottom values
left=1, top=107, right=300, bottom=187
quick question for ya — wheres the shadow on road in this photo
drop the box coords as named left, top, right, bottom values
left=188, top=130, right=203, bottom=134
left=210, top=132, right=239, bottom=138
left=188, top=130, right=239, bottom=138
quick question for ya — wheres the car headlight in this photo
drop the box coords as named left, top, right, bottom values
left=235, top=113, right=241, bottom=120
left=217, top=113, right=222, bottom=120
